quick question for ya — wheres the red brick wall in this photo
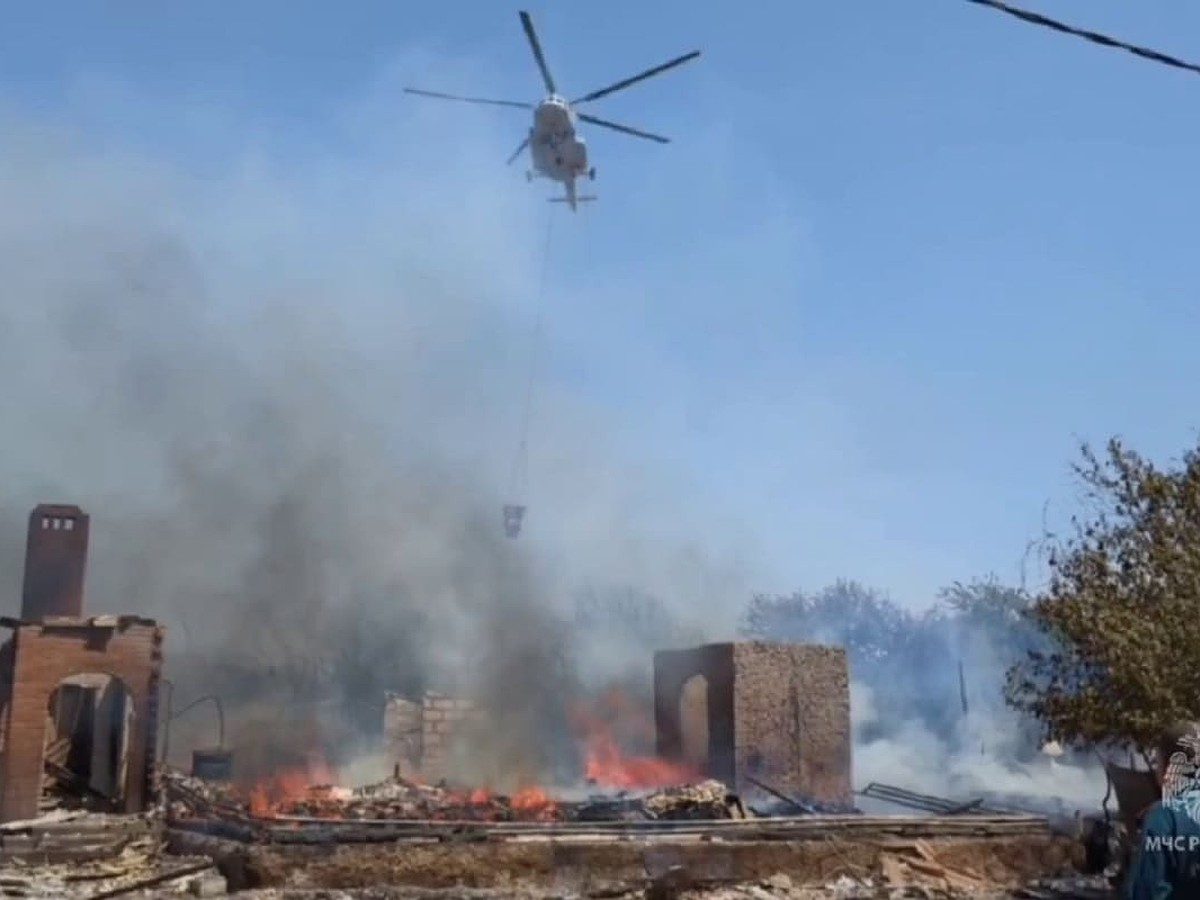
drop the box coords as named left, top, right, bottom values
left=0, top=618, right=164, bottom=822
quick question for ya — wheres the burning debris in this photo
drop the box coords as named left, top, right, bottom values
left=577, top=780, right=745, bottom=821
left=164, top=768, right=753, bottom=824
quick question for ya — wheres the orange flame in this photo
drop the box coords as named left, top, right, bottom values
left=241, top=685, right=694, bottom=820
left=511, top=785, right=551, bottom=810
left=247, top=751, right=339, bottom=818
left=570, top=685, right=699, bottom=789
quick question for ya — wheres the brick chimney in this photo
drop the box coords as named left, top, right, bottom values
left=20, top=503, right=90, bottom=620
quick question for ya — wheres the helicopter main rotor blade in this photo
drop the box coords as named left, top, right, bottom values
left=577, top=112, right=670, bottom=143
left=403, top=87, right=532, bottom=110
left=506, top=136, right=531, bottom=165
left=518, top=11, right=557, bottom=95
left=571, top=50, right=701, bottom=105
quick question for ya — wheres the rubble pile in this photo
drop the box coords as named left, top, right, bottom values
left=164, top=771, right=256, bottom=823
left=641, top=779, right=744, bottom=819
left=0, top=812, right=217, bottom=899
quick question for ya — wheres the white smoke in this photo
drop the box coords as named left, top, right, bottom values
left=852, top=681, right=1105, bottom=812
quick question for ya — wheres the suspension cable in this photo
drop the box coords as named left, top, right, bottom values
left=508, top=207, right=556, bottom=506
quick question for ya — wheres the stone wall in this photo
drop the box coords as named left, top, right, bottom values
left=654, top=641, right=852, bottom=805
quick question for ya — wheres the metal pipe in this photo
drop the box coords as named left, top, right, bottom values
left=160, top=677, right=175, bottom=765
left=170, top=694, right=226, bottom=748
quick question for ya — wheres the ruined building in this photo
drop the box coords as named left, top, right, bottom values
left=655, top=641, right=852, bottom=805
left=0, top=504, right=164, bottom=822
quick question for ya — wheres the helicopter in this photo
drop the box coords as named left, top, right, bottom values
left=404, top=11, right=700, bottom=212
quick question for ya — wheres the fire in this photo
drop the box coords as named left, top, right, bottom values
left=511, top=785, right=551, bottom=809
left=247, top=751, right=341, bottom=818
left=240, top=684, right=694, bottom=820
left=570, top=685, right=699, bottom=789
left=581, top=730, right=698, bottom=789
left=437, top=783, right=557, bottom=820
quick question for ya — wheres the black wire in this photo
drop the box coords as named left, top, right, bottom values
left=962, top=0, right=1200, bottom=78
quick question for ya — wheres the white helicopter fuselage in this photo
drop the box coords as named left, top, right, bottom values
left=404, top=10, right=699, bottom=218
left=528, top=96, right=588, bottom=182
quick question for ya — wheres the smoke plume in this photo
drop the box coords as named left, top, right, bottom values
left=0, top=64, right=752, bottom=785
left=0, top=60, right=1106, bottom=808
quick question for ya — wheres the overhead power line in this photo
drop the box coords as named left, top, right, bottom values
left=963, top=0, right=1200, bottom=78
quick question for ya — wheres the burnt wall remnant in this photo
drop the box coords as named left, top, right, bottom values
left=384, top=691, right=486, bottom=781
left=654, top=641, right=852, bottom=805
left=0, top=503, right=164, bottom=823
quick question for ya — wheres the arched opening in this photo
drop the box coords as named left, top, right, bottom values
left=679, top=673, right=709, bottom=773
left=42, top=673, right=133, bottom=812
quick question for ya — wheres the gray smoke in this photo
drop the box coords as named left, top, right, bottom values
left=2, top=60, right=1101, bottom=805
left=0, top=70, right=751, bottom=785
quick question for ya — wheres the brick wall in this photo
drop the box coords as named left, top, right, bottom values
left=654, top=641, right=852, bottom=805
left=0, top=617, right=164, bottom=822
left=731, top=642, right=852, bottom=805
left=382, top=693, right=421, bottom=777
left=383, top=691, right=485, bottom=782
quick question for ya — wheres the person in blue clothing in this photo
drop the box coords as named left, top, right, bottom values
left=1125, top=720, right=1200, bottom=899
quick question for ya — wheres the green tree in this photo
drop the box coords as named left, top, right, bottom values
left=740, top=579, right=914, bottom=671
left=940, top=578, right=1049, bottom=685
left=1005, top=437, right=1200, bottom=754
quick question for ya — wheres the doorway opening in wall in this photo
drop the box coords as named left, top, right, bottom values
left=41, top=673, right=133, bottom=814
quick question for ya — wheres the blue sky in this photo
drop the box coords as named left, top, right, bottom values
left=3, top=1, right=1199, bottom=611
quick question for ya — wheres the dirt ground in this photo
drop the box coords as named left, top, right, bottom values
left=234, top=834, right=1080, bottom=892
left=2, top=829, right=1096, bottom=897
left=128, top=875, right=1115, bottom=899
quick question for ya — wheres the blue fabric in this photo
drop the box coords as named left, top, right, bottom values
left=1125, top=789, right=1200, bottom=900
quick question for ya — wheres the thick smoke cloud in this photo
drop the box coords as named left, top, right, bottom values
left=0, top=63, right=754, bottom=785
